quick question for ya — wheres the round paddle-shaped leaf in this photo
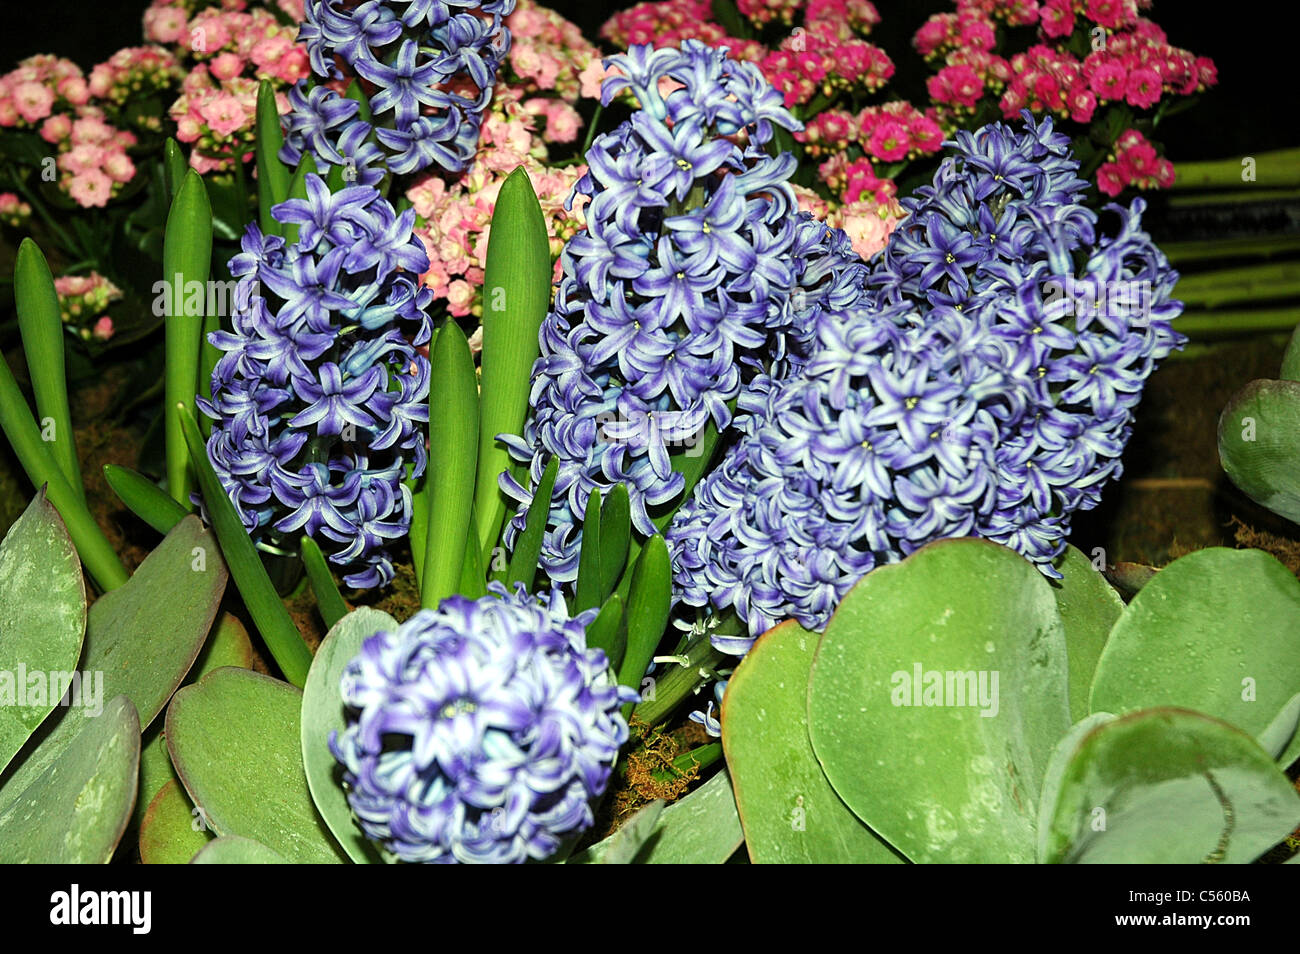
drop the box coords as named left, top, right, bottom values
left=1090, top=547, right=1300, bottom=767
left=808, top=538, right=1071, bottom=863
left=139, top=778, right=212, bottom=864
left=191, top=835, right=290, bottom=864
left=0, top=694, right=138, bottom=863
left=723, top=621, right=905, bottom=864
left=301, top=607, right=396, bottom=864
left=1218, top=378, right=1300, bottom=524
left=1051, top=545, right=1125, bottom=722
left=0, top=490, right=85, bottom=775
left=167, top=667, right=347, bottom=863
left=1039, top=707, right=1300, bottom=864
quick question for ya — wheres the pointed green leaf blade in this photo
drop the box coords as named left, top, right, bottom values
left=179, top=404, right=312, bottom=686
left=422, top=322, right=479, bottom=609
left=598, top=483, right=630, bottom=602
left=474, top=166, right=552, bottom=565
left=163, top=170, right=213, bottom=507
left=104, top=464, right=188, bottom=535
left=574, top=489, right=602, bottom=614
left=14, top=239, right=82, bottom=503
left=506, top=455, right=557, bottom=592
left=301, top=534, right=348, bottom=630
left=255, top=79, right=290, bottom=235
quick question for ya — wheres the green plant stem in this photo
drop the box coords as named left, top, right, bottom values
left=1174, top=308, right=1300, bottom=339
left=632, top=637, right=728, bottom=730
left=1171, top=149, right=1300, bottom=190
left=1161, top=235, right=1300, bottom=264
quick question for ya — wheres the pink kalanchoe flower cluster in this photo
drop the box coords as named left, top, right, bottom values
left=0, top=55, right=90, bottom=127
left=602, top=0, right=890, bottom=109
left=506, top=0, right=603, bottom=102
left=405, top=86, right=586, bottom=319
left=46, top=107, right=139, bottom=208
left=0, top=192, right=32, bottom=227
left=144, top=0, right=309, bottom=87
left=170, top=68, right=288, bottom=174
left=1096, top=127, right=1173, bottom=196
left=85, top=46, right=184, bottom=128
left=53, top=271, right=121, bottom=341
left=145, top=0, right=307, bottom=171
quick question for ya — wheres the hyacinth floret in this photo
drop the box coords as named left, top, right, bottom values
left=330, top=583, right=637, bottom=864
left=199, top=173, right=433, bottom=589
left=282, top=0, right=515, bottom=180
left=668, top=112, right=1185, bottom=650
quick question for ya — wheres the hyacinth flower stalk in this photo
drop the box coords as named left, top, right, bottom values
left=499, top=41, right=816, bottom=589
left=281, top=0, right=516, bottom=186
left=669, top=114, right=1186, bottom=666
left=198, top=172, right=434, bottom=592
left=330, top=583, right=637, bottom=864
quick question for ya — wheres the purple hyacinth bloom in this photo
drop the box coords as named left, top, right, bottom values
left=668, top=113, right=1185, bottom=651
left=329, top=584, right=638, bottom=864
left=198, top=174, right=433, bottom=589
left=281, top=0, right=515, bottom=181
left=500, top=41, right=810, bottom=585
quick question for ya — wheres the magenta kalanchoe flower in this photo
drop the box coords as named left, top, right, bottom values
left=282, top=0, right=514, bottom=180
left=198, top=174, right=433, bottom=589
left=498, top=40, right=814, bottom=584
left=669, top=114, right=1185, bottom=650
left=330, top=584, right=637, bottom=864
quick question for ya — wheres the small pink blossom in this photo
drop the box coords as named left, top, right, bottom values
left=66, top=169, right=113, bottom=208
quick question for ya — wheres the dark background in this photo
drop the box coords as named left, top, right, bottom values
left=0, top=0, right=1292, bottom=161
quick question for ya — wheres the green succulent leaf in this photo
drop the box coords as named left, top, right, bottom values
left=1218, top=379, right=1300, bottom=524
left=1090, top=546, right=1300, bottom=768
left=0, top=516, right=226, bottom=818
left=191, top=835, right=291, bottom=864
left=1051, top=544, right=1125, bottom=722
left=627, top=767, right=744, bottom=863
left=807, top=538, right=1071, bottom=864
left=139, top=778, right=212, bottom=864
left=567, top=801, right=665, bottom=864
left=723, top=621, right=905, bottom=864
left=0, top=695, right=139, bottom=863
left=301, top=607, right=397, bottom=864
left=1039, top=707, right=1300, bottom=864
left=167, top=667, right=348, bottom=863
left=0, top=491, right=86, bottom=775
